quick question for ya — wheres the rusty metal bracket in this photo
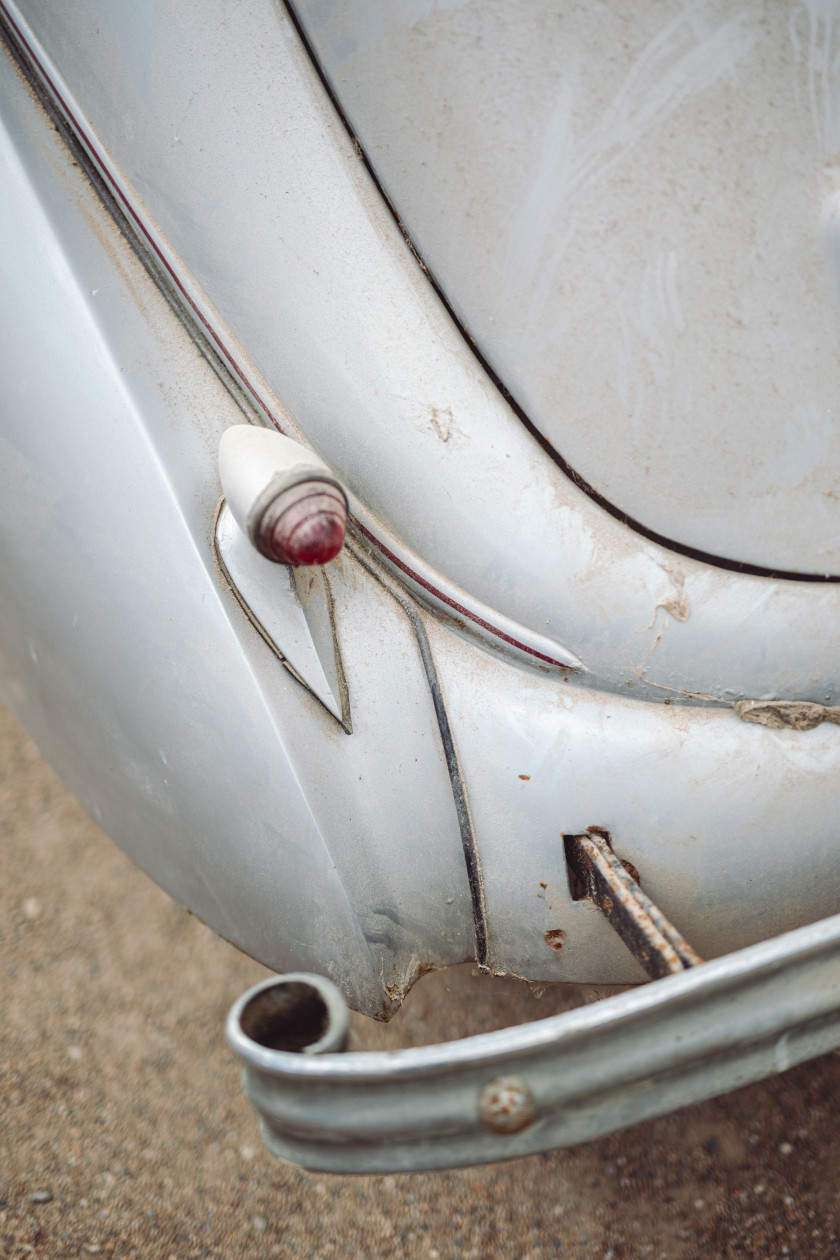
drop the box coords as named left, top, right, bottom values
left=564, top=830, right=703, bottom=979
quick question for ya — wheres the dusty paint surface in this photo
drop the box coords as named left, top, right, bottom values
left=299, top=0, right=840, bottom=573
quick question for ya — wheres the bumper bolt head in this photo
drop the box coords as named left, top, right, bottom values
left=479, top=1075, right=537, bottom=1135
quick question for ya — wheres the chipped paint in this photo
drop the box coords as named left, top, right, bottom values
left=735, top=698, right=840, bottom=731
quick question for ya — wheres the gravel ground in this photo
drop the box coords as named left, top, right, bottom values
left=2, top=700, right=839, bottom=1259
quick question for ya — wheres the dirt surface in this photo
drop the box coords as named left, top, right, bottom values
left=2, top=701, right=839, bottom=1259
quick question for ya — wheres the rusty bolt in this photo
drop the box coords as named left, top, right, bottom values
left=478, top=1075, right=537, bottom=1135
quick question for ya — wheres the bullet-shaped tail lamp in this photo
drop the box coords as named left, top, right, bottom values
left=219, top=426, right=348, bottom=566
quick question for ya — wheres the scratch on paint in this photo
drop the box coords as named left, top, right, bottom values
left=656, top=565, right=690, bottom=623
left=646, top=565, right=690, bottom=632
left=633, top=567, right=726, bottom=701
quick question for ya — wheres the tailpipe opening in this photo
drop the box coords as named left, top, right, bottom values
left=229, top=973, right=350, bottom=1058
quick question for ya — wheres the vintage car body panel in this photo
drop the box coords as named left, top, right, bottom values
left=3, top=0, right=840, bottom=1031
left=6, top=0, right=840, bottom=711
left=295, top=0, right=840, bottom=575
left=0, top=45, right=475, bottom=1016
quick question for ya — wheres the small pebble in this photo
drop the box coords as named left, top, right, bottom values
left=239, top=1145, right=256, bottom=1161
left=23, top=897, right=42, bottom=920
left=251, top=1213, right=268, bottom=1232
left=84, top=1246, right=102, bottom=1255
left=29, top=1190, right=52, bottom=1204
left=779, top=1141, right=794, bottom=1155
left=67, top=1046, right=82, bottom=1062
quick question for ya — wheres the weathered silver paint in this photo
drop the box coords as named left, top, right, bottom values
left=295, top=0, right=840, bottom=575
left=7, top=0, right=840, bottom=707
left=227, top=912, right=840, bottom=1172
left=2, top=0, right=840, bottom=1012
left=0, top=41, right=474, bottom=1015
left=423, top=612, right=840, bottom=981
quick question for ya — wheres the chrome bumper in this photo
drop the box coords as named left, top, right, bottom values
left=227, top=911, right=840, bottom=1173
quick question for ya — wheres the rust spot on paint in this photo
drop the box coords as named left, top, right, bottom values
left=544, top=929, right=567, bottom=952
left=518, top=774, right=531, bottom=781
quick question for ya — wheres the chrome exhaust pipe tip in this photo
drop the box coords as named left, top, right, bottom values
left=226, top=973, right=352, bottom=1166
left=227, top=972, right=350, bottom=1059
